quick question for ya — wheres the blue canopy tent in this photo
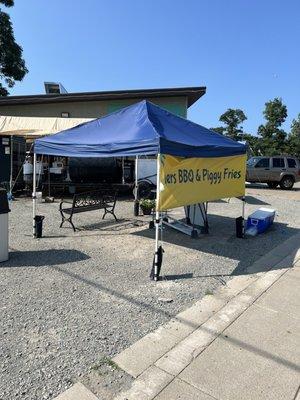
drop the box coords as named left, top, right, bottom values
left=33, top=100, right=247, bottom=280
left=35, top=100, right=245, bottom=158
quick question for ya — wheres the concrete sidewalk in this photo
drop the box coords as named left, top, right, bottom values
left=155, top=266, right=300, bottom=400
left=113, top=236, right=300, bottom=400
left=54, top=233, right=300, bottom=400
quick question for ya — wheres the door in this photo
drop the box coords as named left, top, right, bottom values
left=286, top=158, right=298, bottom=179
left=270, top=157, right=286, bottom=181
left=252, top=158, right=270, bottom=182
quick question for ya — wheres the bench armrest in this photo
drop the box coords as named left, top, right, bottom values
left=59, top=199, right=74, bottom=209
left=60, top=199, right=73, bottom=204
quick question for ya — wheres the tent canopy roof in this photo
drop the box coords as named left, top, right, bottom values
left=34, top=100, right=246, bottom=158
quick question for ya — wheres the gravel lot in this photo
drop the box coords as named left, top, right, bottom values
left=0, top=184, right=299, bottom=399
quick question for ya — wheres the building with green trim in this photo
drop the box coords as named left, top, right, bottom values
left=0, top=86, right=206, bottom=119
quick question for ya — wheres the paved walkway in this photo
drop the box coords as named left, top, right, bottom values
left=55, top=233, right=300, bottom=400
left=154, top=266, right=300, bottom=400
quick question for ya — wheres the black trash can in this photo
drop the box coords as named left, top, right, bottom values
left=34, top=215, right=45, bottom=238
left=236, top=216, right=244, bottom=238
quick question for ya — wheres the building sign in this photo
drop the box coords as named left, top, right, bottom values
left=158, top=154, right=246, bottom=210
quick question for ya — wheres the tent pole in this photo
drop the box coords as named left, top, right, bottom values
left=122, top=157, right=125, bottom=184
left=154, top=153, right=161, bottom=281
left=242, top=196, right=246, bottom=237
left=9, top=135, right=14, bottom=195
left=135, top=155, right=138, bottom=199
left=32, top=153, right=37, bottom=237
left=48, top=155, right=51, bottom=197
left=134, top=155, right=139, bottom=216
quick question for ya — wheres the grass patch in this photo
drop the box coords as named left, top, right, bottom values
left=91, top=356, right=120, bottom=375
left=205, top=289, right=214, bottom=296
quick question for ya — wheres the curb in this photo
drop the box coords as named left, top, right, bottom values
left=54, top=382, right=98, bottom=400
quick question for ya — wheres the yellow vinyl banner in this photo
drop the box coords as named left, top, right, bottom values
left=158, top=154, right=246, bottom=211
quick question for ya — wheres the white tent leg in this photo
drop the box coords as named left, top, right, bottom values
left=122, top=157, right=125, bottom=184
left=135, top=155, right=138, bottom=200
left=242, top=196, right=246, bottom=236
left=134, top=155, right=139, bottom=216
left=154, top=154, right=161, bottom=281
left=9, top=135, right=13, bottom=195
left=32, top=153, right=37, bottom=237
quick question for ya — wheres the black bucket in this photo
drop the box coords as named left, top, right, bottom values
left=236, top=216, right=244, bottom=238
left=133, top=200, right=139, bottom=216
left=34, top=215, right=45, bottom=238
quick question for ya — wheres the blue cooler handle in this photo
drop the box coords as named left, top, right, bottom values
left=251, top=219, right=258, bottom=226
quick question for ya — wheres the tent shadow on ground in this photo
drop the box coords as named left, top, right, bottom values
left=1, top=249, right=90, bottom=268
left=77, top=218, right=147, bottom=232
left=48, top=262, right=300, bottom=374
left=210, top=195, right=270, bottom=205
left=132, top=214, right=298, bottom=278
left=43, top=218, right=149, bottom=239
left=243, top=195, right=270, bottom=205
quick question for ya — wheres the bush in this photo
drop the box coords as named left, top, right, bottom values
left=140, top=198, right=156, bottom=210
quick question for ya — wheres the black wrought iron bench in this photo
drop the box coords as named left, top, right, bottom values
left=59, top=189, right=118, bottom=232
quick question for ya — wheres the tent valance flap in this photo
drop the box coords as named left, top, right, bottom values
left=158, top=153, right=247, bottom=211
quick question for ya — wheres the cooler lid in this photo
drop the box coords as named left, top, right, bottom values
left=248, top=208, right=275, bottom=220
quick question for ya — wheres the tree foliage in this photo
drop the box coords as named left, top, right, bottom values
left=1, top=0, right=14, bottom=7
left=218, top=108, right=247, bottom=141
left=257, top=98, right=288, bottom=155
left=287, top=114, right=300, bottom=158
left=209, top=126, right=225, bottom=135
left=0, top=0, right=28, bottom=96
left=262, top=97, right=287, bottom=129
left=214, top=99, right=300, bottom=159
left=239, top=133, right=262, bottom=156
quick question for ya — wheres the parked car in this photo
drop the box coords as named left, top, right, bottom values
left=246, top=156, right=300, bottom=190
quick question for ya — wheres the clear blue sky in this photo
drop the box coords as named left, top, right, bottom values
left=7, top=0, right=300, bottom=134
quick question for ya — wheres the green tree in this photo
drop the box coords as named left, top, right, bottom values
left=218, top=108, right=247, bottom=141
left=287, top=114, right=300, bottom=158
left=0, top=0, right=28, bottom=96
left=257, top=98, right=288, bottom=155
left=239, top=133, right=262, bottom=156
left=209, top=126, right=225, bottom=135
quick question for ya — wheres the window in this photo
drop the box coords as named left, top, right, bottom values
left=287, top=158, right=296, bottom=168
left=247, top=157, right=260, bottom=167
left=272, top=158, right=285, bottom=168
left=255, top=158, right=269, bottom=168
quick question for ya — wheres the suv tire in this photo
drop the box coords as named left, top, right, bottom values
left=267, top=182, right=278, bottom=189
left=279, top=176, right=294, bottom=190
left=133, top=180, right=154, bottom=199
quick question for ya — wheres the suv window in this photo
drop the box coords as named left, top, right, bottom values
left=255, top=158, right=269, bottom=168
left=287, top=158, right=296, bottom=168
left=272, top=158, right=285, bottom=168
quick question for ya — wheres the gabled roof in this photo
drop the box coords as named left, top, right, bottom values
left=0, top=86, right=206, bottom=107
left=34, top=100, right=246, bottom=158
